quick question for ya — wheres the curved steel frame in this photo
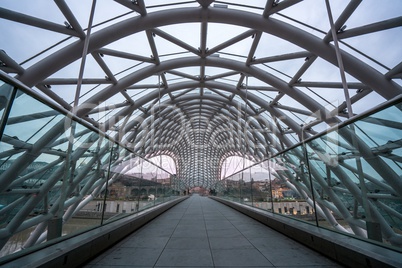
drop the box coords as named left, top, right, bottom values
left=0, top=0, right=402, bottom=252
left=1, top=0, right=401, bottom=188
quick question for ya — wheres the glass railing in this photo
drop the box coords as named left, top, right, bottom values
left=0, top=77, right=180, bottom=260
left=214, top=95, right=402, bottom=251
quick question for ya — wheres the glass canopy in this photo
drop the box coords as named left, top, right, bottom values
left=1, top=0, right=401, bottom=188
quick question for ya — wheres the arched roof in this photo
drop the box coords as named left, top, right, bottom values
left=1, top=0, right=401, bottom=188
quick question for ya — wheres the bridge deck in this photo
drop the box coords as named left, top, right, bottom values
left=84, top=194, right=341, bottom=267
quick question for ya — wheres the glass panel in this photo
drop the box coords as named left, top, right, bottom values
left=305, top=101, right=402, bottom=246
left=213, top=98, right=402, bottom=251
left=61, top=133, right=111, bottom=233
left=272, top=146, right=317, bottom=224
left=249, top=161, right=271, bottom=210
left=103, top=147, right=141, bottom=223
left=0, top=91, right=68, bottom=256
left=140, top=159, right=159, bottom=210
left=2, top=89, right=63, bottom=144
left=0, top=80, right=178, bottom=259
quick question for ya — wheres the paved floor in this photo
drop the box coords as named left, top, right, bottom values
left=84, top=194, right=343, bottom=267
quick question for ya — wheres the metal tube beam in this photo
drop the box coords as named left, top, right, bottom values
left=0, top=7, right=81, bottom=37
left=15, top=7, right=402, bottom=101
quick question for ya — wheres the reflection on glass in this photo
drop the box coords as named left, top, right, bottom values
left=0, top=80, right=178, bottom=260
left=216, top=99, right=402, bottom=250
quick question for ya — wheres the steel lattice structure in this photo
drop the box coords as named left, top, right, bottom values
left=0, top=0, right=402, bottom=252
left=1, top=0, right=401, bottom=188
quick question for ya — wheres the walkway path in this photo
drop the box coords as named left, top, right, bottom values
left=85, top=194, right=342, bottom=267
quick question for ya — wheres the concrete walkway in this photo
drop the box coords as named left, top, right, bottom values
left=85, top=194, right=342, bottom=267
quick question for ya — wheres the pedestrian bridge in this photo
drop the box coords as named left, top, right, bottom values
left=1, top=195, right=401, bottom=267
left=1, top=78, right=400, bottom=267
left=2, top=194, right=402, bottom=267
left=1, top=1, right=402, bottom=267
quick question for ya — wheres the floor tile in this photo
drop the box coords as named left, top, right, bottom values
left=135, top=227, right=174, bottom=237
left=238, top=227, right=279, bottom=238
left=209, top=237, right=254, bottom=250
left=96, top=247, right=162, bottom=266
left=212, top=249, right=273, bottom=267
left=172, top=228, right=208, bottom=238
left=155, top=248, right=213, bottom=267
left=166, top=237, right=210, bottom=249
left=207, top=228, right=243, bottom=238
